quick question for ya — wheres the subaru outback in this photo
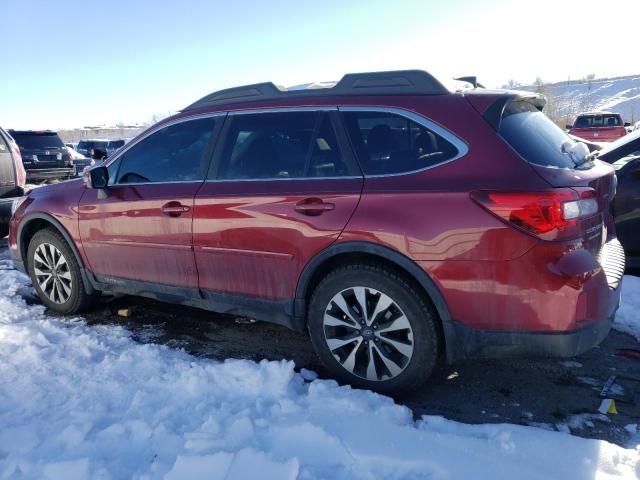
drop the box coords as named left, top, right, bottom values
left=9, top=70, right=624, bottom=393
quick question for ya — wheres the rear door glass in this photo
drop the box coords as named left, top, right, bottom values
left=215, top=111, right=350, bottom=179
left=342, top=111, right=459, bottom=175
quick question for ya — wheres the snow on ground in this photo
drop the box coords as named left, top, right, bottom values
left=0, top=264, right=639, bottom=479
left=614, top=275, right=640, bottom=342
left=531, top=75, right=640, bottom=121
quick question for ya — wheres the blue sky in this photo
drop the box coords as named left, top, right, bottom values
left=1, top=0, right=637, bottom=129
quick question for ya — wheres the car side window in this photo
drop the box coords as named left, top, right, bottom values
left=115, top=117, right=217, bottom=184
left=215, top=111, right=349, bottom=179
left=342, top=111, right=459, bottom=175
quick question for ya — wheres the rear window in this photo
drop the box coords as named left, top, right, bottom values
left=574, top=114, right=622, bottom=128
left=108, top=140, right=125, bottom=148
left=11, top=132, right=64, bottom=150
left=500, top=101, right=578, bottom=169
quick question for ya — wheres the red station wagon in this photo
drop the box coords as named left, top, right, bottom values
left=9, top=70, right=625, bottom=392
left=569, top=112, right=627, bottom=142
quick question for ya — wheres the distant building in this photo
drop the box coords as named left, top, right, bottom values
left=57, top=125, right=145, bottom=144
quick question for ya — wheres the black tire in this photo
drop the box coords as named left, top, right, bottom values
left=307, top=263, right=440, bottom=394
left=27, top=228, right=98, bottom=314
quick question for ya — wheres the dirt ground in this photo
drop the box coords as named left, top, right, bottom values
left=6, top=237, right=639, bottom=447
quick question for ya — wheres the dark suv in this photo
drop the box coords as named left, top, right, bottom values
left=9, top=130, right=75, bottom=181
left=9, top=70, right=624, bottom=393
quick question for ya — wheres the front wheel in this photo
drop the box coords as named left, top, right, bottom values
left=307, top=263, right=440, bottom=393
left=27, top=228, right=98, bottom=314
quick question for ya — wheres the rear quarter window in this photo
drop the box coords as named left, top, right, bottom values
left=342, top=110, right=461, bottom=175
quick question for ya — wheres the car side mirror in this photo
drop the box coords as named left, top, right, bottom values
left=624, top=122, right=631, bottom=127
left=565, top=124, right=573, bottom=130
left=86, top=166, right=110, bottom=198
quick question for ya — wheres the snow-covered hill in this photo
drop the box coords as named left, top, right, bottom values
left=523, top=75, right=640, bottom=123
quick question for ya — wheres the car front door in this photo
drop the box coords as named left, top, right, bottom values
left=193, top=109, right=363, bottom=303
left=78, top=115, right=222, bottom=292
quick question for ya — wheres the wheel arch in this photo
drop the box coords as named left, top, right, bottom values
left=294, top=241, right=463, bottom=363
left=18, top=212, right=96, bottom=294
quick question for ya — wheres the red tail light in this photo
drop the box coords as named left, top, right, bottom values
left=471, top=189, right=599, bottom=241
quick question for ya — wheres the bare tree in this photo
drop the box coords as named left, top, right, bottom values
left=505, top=79, right=521, bottom=89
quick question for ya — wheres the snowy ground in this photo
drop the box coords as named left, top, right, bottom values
left=614, top=275, right=640, bottom=342
left=1, top=254, right=639, bottom=478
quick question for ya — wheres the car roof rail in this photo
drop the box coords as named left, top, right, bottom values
left=183, top=69, right=449, bottom=111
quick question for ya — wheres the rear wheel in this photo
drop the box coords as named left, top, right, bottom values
left=27, top=228, right=98, bottom=314
left=308, top=263, right=440, bottom=393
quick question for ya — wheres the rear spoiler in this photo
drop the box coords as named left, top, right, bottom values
left=464, top=90, right=547, bottom=131
left=477, top=92, right=546, bottom=131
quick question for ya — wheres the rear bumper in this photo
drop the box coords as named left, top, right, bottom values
left=443, top=238, right=625, bottom=362
left=449, top=309, right=616, bottom=359
left=26, top=167, right=76, bottom=180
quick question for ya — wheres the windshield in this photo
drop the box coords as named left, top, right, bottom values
left=500, top=100, right=582, bottom=169
left=11, top=132, right=64, bottom=150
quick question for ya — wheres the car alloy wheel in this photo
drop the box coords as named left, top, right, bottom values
left=32, top=242, right=73, bottom=304
left=322, top=286, right=414, bottom=381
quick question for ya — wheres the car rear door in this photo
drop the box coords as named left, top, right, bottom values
left=78, top=115, right=222, bottom=291
left=193, top=109, right=363, bottom=301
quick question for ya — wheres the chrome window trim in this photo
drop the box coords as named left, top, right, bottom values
left=338, top=106, right=469, bottom=177
left=108, top=180, right=206, bottom=187
left=204, top=176, right=362, bottom=184
left=101, top=105, right=469, bottom=186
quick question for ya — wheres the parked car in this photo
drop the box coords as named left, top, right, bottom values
left=568, top=112, right=627, bottom=142
left=0, top=127, right=26, bottom=237
left=8, top=130, right=75, bottom=181
left=106, top=139, right=127, bottom=157
left=594, top=130, right=640, bottom=267
left=76, top=139, right=109, bottom=160
left=8, top=70, right=624, bottom=393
